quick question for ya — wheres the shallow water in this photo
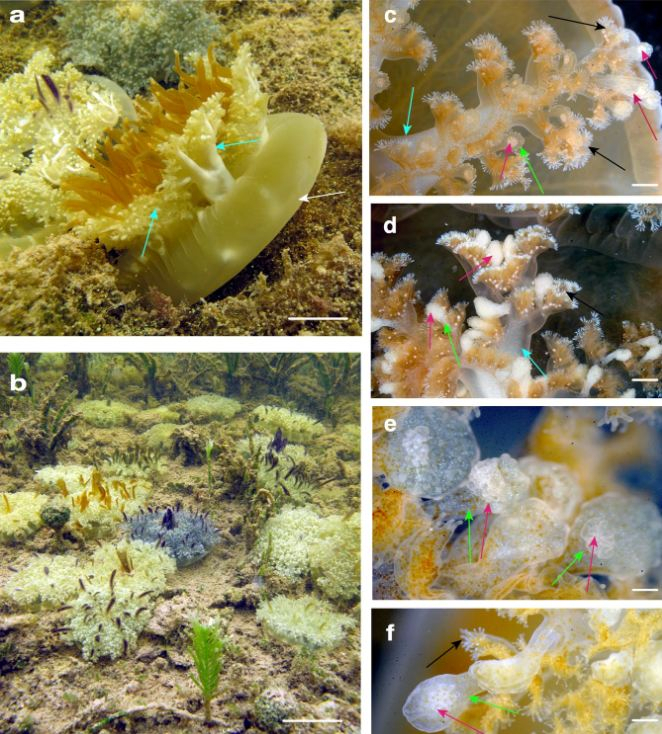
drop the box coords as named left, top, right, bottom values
left=0, top=353, right=360, bottom=733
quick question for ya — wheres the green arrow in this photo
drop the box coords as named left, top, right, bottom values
left=444, top=324, right=461, bottom=368
left=403, top=86, right=414, bottom=135
left=216, top=137, right=261, bottom=151
left=552, top=551, right=584, bottom=586
left=519, top=148, right=545, bottom=194
left=465, top=510, right=474, bottom=563
left=470, top=696, right=519, bottom=716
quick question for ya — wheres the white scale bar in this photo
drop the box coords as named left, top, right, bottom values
left=632, top=378, right=659, bottom=382
left=632, top=588, right=659, bottom=592
left=632, top=719, right=659, bottom=723
left=282, top=719, right=344, bottom=724
left=288, top=317, right=349, bottom=321
left=631, top=183, right=659, bottom=187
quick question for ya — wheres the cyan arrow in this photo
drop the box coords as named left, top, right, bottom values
left=522, top=348, right=546, bottom=377
left=216, top=138, right=261, bottom=151
left=403, top=87, right=414, bottom=135
left=141, top=209, right=158, bottom=258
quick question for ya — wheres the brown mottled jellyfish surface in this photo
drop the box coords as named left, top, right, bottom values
left=370, top=0, right=662, bottom=194
left=371, top=204, right=662, bottom=397
left=0, top=0, right=361, bottom=335
left=0, top=353, right=360, bottom=733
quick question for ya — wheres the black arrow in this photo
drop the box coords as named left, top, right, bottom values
left=425, top=640, right=461, bottom=669
left=566, top=291, right=606, bottom=318
left=548, top=15, right=605, bottom=30
left=588, top=146, right=626, bottom=171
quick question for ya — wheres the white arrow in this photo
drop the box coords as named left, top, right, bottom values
left=299, top=191, right=345, bottom=202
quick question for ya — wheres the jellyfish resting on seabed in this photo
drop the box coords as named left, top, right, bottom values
left=370, top=0, right=662, bottom=194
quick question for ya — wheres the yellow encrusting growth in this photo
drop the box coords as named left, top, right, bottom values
left=0, top=491, right=47, bottom=543
left=36, top=465, right=151, bottom=538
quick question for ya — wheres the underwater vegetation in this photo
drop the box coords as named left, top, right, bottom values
left=0, top=353, right=360, bottom=733
left=372, top=204, right=661, bottom=397
left=373, top=406, right=662, bottom=600
left=370, top=0, right=662, bottom=194
left=188, top=619, right=225, bottom=724
left=374, top=608, right=662, bottom=734
left=0, top=0, right=361, bottom=335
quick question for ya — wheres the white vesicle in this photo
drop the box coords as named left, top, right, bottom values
left=403, top=672, right=478, bottom=733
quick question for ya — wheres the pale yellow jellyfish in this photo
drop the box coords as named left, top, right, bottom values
left=371, top=0, right=662, bottom=194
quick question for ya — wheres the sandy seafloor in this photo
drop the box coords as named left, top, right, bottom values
left=0, top=1, right=361, bottom=336
left=0, top=354, right=361, bottom=733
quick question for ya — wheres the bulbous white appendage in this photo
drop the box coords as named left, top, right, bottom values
left=470, top=655, right=538, bottom=696
left=570, top=493, right=662, bottom=580
left=371, top=258, right=385, bottom=282
left=385, top=408, right=479, bottom=500
left=470, top=618, right=561, bottom=695
left=633, top=640, right=662, bottom=702
left=403, top=672, right=478, bottom=733
left=518, top=457, right=582, bottom=524
left=527, top=617, right=564, bottom=654
left=473, top=297, right=511, bottom=320
left=589, top=608, right=625, bottom=631
left=591, top=650, right=633, bottom=686
left=484, top=497, right=568, bottom=564
left=466, top=454, right=529, bottom=513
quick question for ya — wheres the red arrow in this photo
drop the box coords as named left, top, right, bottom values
left=585, top=536, right=598, bottom=592
left=479, top=503, right=492, bottom=560
left=438, top=710, right=485, bottom=734
left=426, top=312, right=434, bottom=350
left=499, top=143, right=513, bottom=181
left=459, top=256, right=492, bottom=282
left=633, top=94, right=658, bottom=141
left=642, top=50, right=657, bottom=80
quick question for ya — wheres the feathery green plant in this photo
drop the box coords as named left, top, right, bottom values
left=188, top=620, right=224, bottom=722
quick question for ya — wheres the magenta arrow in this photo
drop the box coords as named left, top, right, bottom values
left=479, top=503, right=492, bottom=560
left=426, top=312, right=434, bottom=350
left=499, top=143, right=513, bottom=181
left=438, top=710, right=485, bottom=734
left=642, top=50, right=657, bottom=80
left=459, top=256, right=492, bottom=282
left=585, top=536, right=598, bottom=592
left=633, top=94, right=658, bottom=141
